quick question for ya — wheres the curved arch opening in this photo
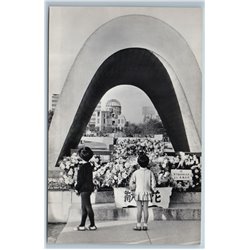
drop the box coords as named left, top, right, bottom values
left=84, top=85, right=171, bottom=140
left=100, top=85, right=158, bottom=124
left=60, top=47, right=189, bottom=159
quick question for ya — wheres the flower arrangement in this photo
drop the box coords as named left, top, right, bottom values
left=48, top=177, right=69, bottom=190
left=92, top=157, right=138, bottom=189
left=57, top=153, right=82, bottom=188
left=54, top=154, right=140, bottom=190
left=150, top=153, right=201, bottom=191
left=91, top=151, right=201, bottom=192
left=51, top=138, right=201, bottom=192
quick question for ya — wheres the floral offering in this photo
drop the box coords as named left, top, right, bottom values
left=52, top=138, right=201, bottom=192
left=57, top=153, right=82, bottom=188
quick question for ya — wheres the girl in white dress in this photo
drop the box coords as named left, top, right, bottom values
left=129, top=153, right=156, bottom=231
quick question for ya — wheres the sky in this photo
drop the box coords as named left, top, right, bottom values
left=49, top=6, right=202, bottom=123
left=100, top=85, right=155, bottom=123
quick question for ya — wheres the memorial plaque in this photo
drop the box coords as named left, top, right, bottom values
left=171, top=169, right=193, bottom=181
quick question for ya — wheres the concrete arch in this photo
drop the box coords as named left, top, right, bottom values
left=49, top=15, right=201, bottom=169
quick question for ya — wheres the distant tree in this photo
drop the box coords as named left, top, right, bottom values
left=88, top=124, right=96, bottom=132
left=48, top=110, right=54, bottom=129
left=143, top=118, right=166, bottom=135
left=124, top=122, right=137, bottom=136
left=124, top=119, right=167, bottom=137
left=103, top=126, right=114, bottom=133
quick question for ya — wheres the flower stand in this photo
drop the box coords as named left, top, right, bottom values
left=113, top=187, right=172, bottom=208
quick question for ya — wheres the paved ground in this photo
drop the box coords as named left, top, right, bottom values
left=47, top=220, right=201, bottom=246
left=47, top=223, right=66, bottom=243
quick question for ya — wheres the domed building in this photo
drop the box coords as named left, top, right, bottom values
left=106, top=99, right=121, bottom=115
left=93, top=99, right=126, bottom=132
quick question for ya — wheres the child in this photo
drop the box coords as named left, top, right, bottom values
left=74, top=147, right=97, bottom=231
left=129, top=153, right=156, bottom=231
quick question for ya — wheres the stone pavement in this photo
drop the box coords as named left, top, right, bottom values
left=48, top=223, right=66, bottom=244
left=51, top=220, right=201, bottom=246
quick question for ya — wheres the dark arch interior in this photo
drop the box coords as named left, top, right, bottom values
left=60, top=48, right=189, bottom=159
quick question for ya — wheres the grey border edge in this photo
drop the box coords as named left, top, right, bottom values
left=44, top=0, right=205, bottom=249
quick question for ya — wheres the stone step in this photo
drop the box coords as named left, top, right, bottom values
left=67, top=202, right=201, bottom=222
left=48, top=190, right=201, bottom=223
left=48, top=170, right=61, bottom=178
left=170, top=192, right=201, bottom=203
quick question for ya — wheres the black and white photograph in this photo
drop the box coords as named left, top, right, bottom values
left=4, top=0, right=250, bottom=250
left=47, top=3, right=203, bottom=246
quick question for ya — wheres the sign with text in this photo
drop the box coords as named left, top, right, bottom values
left=114, top=187, right=172, bottom=208
left=171, top=169, right=193, bottom=181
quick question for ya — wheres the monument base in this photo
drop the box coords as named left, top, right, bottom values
left=48, top=190, right=201, bottom=223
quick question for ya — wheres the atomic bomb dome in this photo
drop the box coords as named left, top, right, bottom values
left=106, top=99, right=122, bottom=115
left=86, top=98, right=126, bottom=132
left=106, top=99, right=121, bottom=107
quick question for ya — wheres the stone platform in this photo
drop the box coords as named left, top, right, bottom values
left=48, top=190, right=201, bottom=223
left=68, top=202, right=201, bottom=223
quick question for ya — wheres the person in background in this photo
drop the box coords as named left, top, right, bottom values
left=129, top=152, right=156, bottom=231
left=74, top=147, right=97, bottom=231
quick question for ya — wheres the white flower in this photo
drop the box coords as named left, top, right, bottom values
left=164, top=171, right=170, bottom=178
left=163, top=158, right=169, bottom=164
left=68, top=178, right=74, bottom=184
left=71, top=159, right=78, bottom=164
left=68, top=169, right=73, bottom=176
left=73, top=174, right=77, bottom=181
left=169, top=157, right=174, bottom=164
left=122, top=172, right=127, bottom=179
left=65, top=162, right=70, bottom=169
left=177, top=182, right=182, bottom=189
left=59, top=162, right=66, bottom=170
left=59, top=177, right=64, bottom=182
left=158, top=173, right=163, bottom=183
left=71, top=152, right=77, bottom=158
left=111, top=169, right=117, bottom=174
left=124, top=162, right=130, bottom=168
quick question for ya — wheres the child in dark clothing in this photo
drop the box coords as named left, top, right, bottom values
left=74, top=147, right=97, bottom=231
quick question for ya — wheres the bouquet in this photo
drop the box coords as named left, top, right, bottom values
left=58, top=152, right=82, bottom=188
left=55, top=140, right=201, bottom=193
left=92, top=157, right=138, bottom=189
